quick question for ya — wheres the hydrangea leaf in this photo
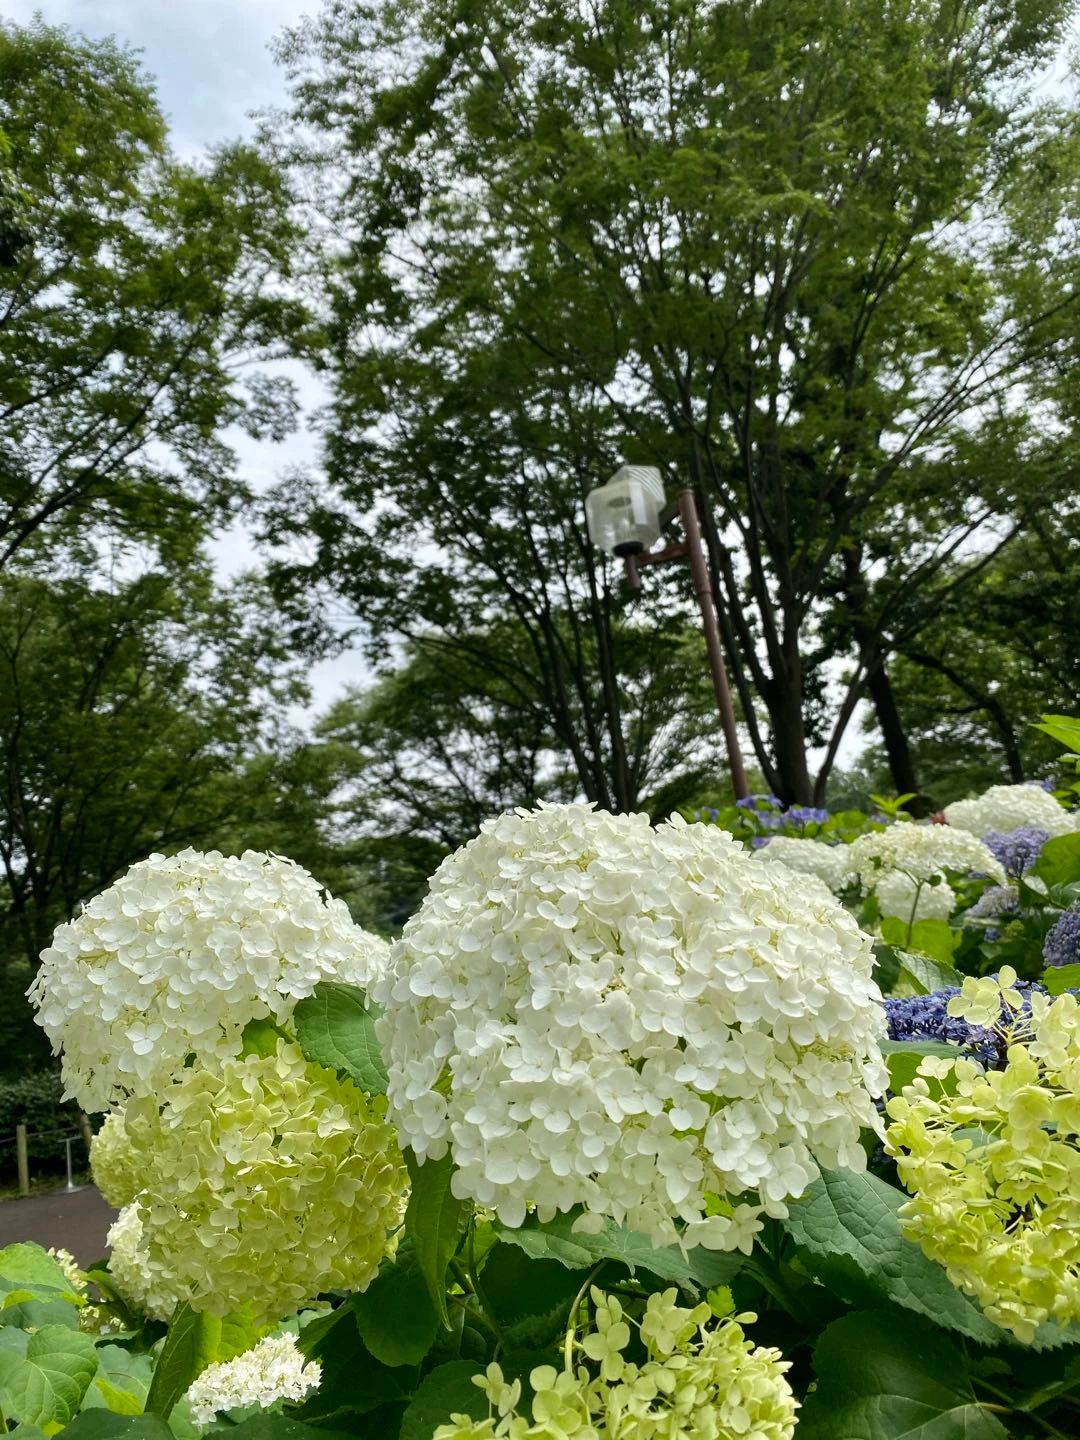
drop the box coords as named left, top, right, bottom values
left=54, top=1416, right=174, bottom=1440
left=404, top=1151, right=469, bottom=1328
left=211, top=1420, right=354, bottom=1440
left=892, top=949, right=963, bottom=995
left=144, top=1306, right=222, bottom=1421
left=801, top=1310, right=1007, bottom=1439
left=1045, top=963, right=1080, bottom=997
left=0, top=1324, right=99, bottom=1431
left=292, top=982, right=387, bottom=1095
left=295, top=1316, right=415, bottom=1423
left=476, top=1243, right=584, bottom=1350
left=880, top=1040, right=963, bottom=1095
left=399, top=1361, right=489, bottom=1440
left=0, top=1246, right=80, bottom=1306
left=352, top=1241, right=440, bottom=1367
left=493, top=1210, right=743, bottom=1290
left=880, top=916, right=960, bottom=966
left=781, top=1167, right=1004, bottom=1343
left=0, top=1297, right=81, bottom=1332
left=80, top=1346, right=155, bottom=1416
left=1036, top=834, right=1080, bottom=887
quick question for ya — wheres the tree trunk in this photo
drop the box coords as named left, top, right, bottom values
left=865, top=651, right=925, bottom=813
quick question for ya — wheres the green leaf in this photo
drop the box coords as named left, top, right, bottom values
left=82, top=1347, right=155, bottom=1417
left=1033, top=715, right=1080, bottom=755
left=880, top=1040, right=964, bottom=1094
left=144, top=1307, right=221, bottom=1421
left=1045, top=963, right=1080, bottom=996
left=880, top=916, right=960, bottom=965
left=800, top=1310, right=1007, bottom=1440
left=493, top=1211, right=743, bottom=1291
left=477, top=1244, right=584, bottom=1350
left=0, top=1325, right=99, bottom=1431
left=352, top=1241, right=440, bottom=1367
left=57, top=1417, right=174, bottom=1440
left=292, top=982, right=386, bottom=1094
left=239, top=1018, right=284, bottom=1059
left=404, top=1150, right=469, bottom=1328
left=781, top=1168, right=1003, bottom=1343
left=893, top=948, right=962, bottom=994
left=0, top=1247, right=81, bottom=1306
left=1036, top=833, right=1080, bottom=887
left=210, top=1419, right=354, bottom=1440
left=295, top=1315, right=415, bottom=1423
left=399, top=1361, right=487, bottom=1440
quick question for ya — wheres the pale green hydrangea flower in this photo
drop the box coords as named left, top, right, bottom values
left=123, top=1040, right=407, bottom=1323
left=433, top=1288, right=798, bottom=1439
left=886, top=972, right=1080, bottom=1342
left=90, top=1111, right=139, bottom=1208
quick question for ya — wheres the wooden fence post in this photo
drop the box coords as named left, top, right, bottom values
left=15, top=1123, right=29, bottom=1196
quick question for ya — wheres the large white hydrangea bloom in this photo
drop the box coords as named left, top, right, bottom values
left=374, top=803, right=887, bottom=1252
left=944, top=784, right=1076, bottom=839
left=29, top=849, right=389, bottom=1111
left=845, top=824, right=1005, bottom=906
left=751, top=836, right=847, bottom=892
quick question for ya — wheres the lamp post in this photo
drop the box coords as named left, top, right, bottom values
left=586, top=466, right=750, bottom=801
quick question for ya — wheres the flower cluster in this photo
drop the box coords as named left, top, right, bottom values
left=375, top=803, right=887, bottom=1251
left=1044, top=904, right=1080, bottom=969
left=874, top=870, right=956, bottom=923
left=106, top=1204, right=184, bottom=1322
left=433, top=1289, right=797, bottom=1440
left=751, top=836, right=847, bottom=891
left=846, top=823, right=1004, bottom=892
left=885, top=971, right=1080, bottom=1342
left=944, top=784, right=1076, bottom=840
left=29, top=848, right=389, bottom=1112
left=982, top=826, right=1050, bottom=877
left=122, top=1040, right=406, bottom=1323
left=966, top=884, right=1020, bottom=921
left=883, top=980, right=1046, bottom=1069
left=185, top=1334, right=322, bottom=1430
left=90, top=1112, right=138, bottom=1208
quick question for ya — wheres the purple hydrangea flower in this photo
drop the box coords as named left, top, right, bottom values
left=750, top=836, right=771, bottom=849
left=786, top=805, right=830, bottom=827
left=736, top=794, right=783, bottom=811
left=1044, top=904, right=1080, bottom=968
left=981, top=826, right=1050, bottom=878
left=885, top=979, right=1047, bottom=1069
left=967, top=884, right=1020, bottom=921
left=758, top=812, right=784, bottom=831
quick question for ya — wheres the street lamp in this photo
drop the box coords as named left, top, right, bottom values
left=586, top=465, right=750, bottom=801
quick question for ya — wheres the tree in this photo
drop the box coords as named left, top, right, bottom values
left=0, top=559, right=312, bottom=968
left=272, top=0, right=1080, bottom=803
left=0, top=18, right=309, bottom=570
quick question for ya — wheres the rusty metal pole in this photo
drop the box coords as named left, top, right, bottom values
left=676, top=489, right=750, bottom=800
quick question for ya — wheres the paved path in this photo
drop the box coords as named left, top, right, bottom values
left=0, top=1186, right=117, bottom=1267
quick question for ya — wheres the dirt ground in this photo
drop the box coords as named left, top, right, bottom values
left=0, top=1185, right=117, bottom=1267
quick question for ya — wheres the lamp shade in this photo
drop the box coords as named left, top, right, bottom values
left=585, top=466, right=664, bottom=557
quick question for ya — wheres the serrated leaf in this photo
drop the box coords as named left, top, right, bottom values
left=292, top=982, right=386, bottom=1094
left=399, top=1361, right=487, bottom=1440
left=1045, top=962, right=1080, bottom=996
left=404, top=1150, right=469, bottom=1327
left=800, top=1310, right=1007, bottom=1440
left=294, top=1314, right=414, bottom=1422
left=493, top=1210, right=743, bottom=1291
left=477, top=1244, right=583, bottom=1350
left=781, top=1167, right=1003, bottom=1343
left=144, top=1307, right=221, bottom=1421
left=352, top=1241, right=440, bottom=1367
left=893, top=948, right=962, bottom=994
left=0, top=1324, right=99, bottom=1430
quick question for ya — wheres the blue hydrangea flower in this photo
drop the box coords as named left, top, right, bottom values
left=758, top=812, right=784, bottom=831
left=1044, top=904, right=1080, bottom=968
left=736, top=794, right=783, bottom=811
left=884, top=980, right=1047, bottom=1069
left=981, top=826, right=1050, bottom=877
left=750, top=836, right=771, bottom=849
left=786, top=805, right=830, bottom=827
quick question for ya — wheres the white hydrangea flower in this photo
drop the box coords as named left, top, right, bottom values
left=874, top=870, right=957, bottom=923
left=106, top=1203, right=184, bottom=1322
left=751, top=837, right=847, bottom=892
left=944, top=783, right=1076, bottom=839
left=845, top=824, right=1004, bottom=901
left=185, top=1334, right=322, bottom=1430
left=29, top=849, right=389, bottom=1111
left=375, top=803, right=887, bottom=1251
